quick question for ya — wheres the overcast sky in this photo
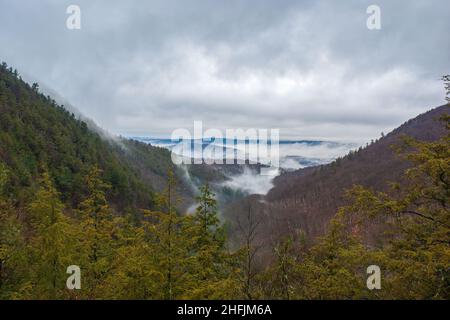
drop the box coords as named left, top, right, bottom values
left=0, top=0, right=449, bottom=142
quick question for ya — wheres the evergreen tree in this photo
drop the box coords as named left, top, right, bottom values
left=142, top=170, right=191, bottom=299
left=26, top=170, right=76, bottom=299
left=76, top=166, right=116, bottom=298
left=96, top=215, right=159, bottom=299
left=185, top=184, right=236, bottom=299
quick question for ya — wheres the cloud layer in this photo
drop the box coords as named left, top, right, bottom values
left=0, top=0, right=448, bottom=142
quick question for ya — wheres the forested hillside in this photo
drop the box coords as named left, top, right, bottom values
left=0, top=62, right=182, bottom=214
left=225, top=104, right=449, bottom=252
left=0, top=63, right=237, bottom=299
left=224, top=109, right=449, bottom=299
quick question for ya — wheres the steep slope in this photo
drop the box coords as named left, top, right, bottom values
left=0, top=62, right=187, bottom=214
left=225, top=104, right=449, bottom=250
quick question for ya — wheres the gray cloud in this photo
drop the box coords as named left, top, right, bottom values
left=0, top=0, right=448, bottom=142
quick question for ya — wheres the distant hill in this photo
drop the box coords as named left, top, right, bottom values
left=225, top=104, right=449, bottom=251
left=0, top=62, right=192, bottom=215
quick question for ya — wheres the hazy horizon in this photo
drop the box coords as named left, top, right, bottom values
left=1, top=0, right=449, bottom=142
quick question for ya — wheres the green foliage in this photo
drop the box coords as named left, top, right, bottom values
left=0, top=62, right=171, bottom=214
left=25, top=171, right=77, bottom=299
left=75, top=166, right=117, bottom=298
left=185, top=184, right=235, bottom=299
left=0, top=163, right=28, bottom=299
left=141, top=171, right=193, bottom=299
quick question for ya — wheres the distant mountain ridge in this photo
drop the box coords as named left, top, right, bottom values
left=134, top=136, right=355, bottom=171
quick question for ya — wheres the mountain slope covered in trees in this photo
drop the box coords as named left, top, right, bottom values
left=0, top=63, right=238, bottom=299
left=0, top=62, right=189, bottom=214
left=225, top=104, right=449, bottom=252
